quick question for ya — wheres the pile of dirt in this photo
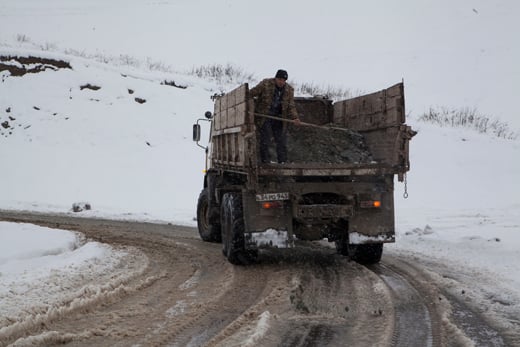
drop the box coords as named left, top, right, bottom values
left=270, top=124, right=374, bottom=164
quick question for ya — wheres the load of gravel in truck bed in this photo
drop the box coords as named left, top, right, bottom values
left=267, top=123, right=374, bottom=164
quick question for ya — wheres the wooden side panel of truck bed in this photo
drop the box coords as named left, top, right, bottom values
left=333, top=82, right=414, bottom=178
left=211, top=84, right=253, bottom=168
left=333, top=83, right=405, bottom=131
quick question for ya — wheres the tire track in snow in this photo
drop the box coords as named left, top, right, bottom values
left=0, top=247, right=150, bottom=347
left=371, top=256, right=514, bottom=347
left=5, top=212, right=494, bottom=347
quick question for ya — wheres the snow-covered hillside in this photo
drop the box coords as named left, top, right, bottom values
left=1, top=50, right=214, bottom=224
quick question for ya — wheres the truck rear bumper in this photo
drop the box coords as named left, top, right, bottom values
left=349, top=231, right=395, bottom=244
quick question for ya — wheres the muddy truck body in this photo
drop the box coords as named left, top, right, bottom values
left=193, top=82, right=415, bottom=265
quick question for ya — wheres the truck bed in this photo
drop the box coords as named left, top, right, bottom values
left=209, top=82, right=414, bottom=181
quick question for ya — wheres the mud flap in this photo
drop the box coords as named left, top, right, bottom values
left=245, top=229, right=295, bottom=249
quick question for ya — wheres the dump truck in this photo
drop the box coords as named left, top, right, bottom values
left=192, top=82, right=415, bottom=265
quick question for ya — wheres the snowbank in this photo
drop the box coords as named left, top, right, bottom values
left=0, top=221, right=147, bottom=339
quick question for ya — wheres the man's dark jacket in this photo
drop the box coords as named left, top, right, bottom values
left=249, top=78, right=298, bottom=129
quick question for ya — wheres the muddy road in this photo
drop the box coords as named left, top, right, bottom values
left=0, top=211, right=516, bottom=347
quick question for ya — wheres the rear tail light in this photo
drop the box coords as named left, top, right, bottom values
left=261, top=201, right=284, bottom=209
left=360, top=200, right=381, bottom=208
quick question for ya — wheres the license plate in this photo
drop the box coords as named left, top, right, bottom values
left=255, top=192, right=290, bottom=202
left=297, top=204, right=353, bottom=218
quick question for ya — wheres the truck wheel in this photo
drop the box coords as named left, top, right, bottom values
left=334, top=226, right=350, bottom=256
left=334, top=237, right=349, bottom=256
left=335, top=236, right=383, bottom=264
left=197, top=188, right=221, bottom=242
left=347, top=243, right=383, bottom=264
left=220, top=192, right=256, bottom=265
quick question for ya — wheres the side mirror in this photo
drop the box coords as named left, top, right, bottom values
left=205, top=111, right=212, bottom=119
left=193, top=124, right=201, bottom=142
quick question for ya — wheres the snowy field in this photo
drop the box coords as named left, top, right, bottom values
left=1, top=0, right=520, bottom=342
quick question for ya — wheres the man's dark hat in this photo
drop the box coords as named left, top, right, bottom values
left=275, top=69, right=288, bottom=80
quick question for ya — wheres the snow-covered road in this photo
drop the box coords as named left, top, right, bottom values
left=3, top=212, right=518, bottom=346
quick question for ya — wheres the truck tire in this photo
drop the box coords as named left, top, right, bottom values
left=347, top=243, right=383, bottom=264
left=335, top=236, right=383, bottom=264
left=197, top=188, right=221, bottom=242
left=334, top=236, right=349, bottom=257
left=220, top=192, right=256, bottom=265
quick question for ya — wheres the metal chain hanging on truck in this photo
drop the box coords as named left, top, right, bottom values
left=403, top=173, right=409, bottom=199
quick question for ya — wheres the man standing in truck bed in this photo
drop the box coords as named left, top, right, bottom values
left=250, top=69, right=300, bottom=164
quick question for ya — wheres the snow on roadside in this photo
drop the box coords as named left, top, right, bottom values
left=0, top=222, right=148, bottom=342
left=391, top=206, right=520, bottom=293
left=388, top=120, right=520, bottom=336
left=391, top=119, right=520, bottom=287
